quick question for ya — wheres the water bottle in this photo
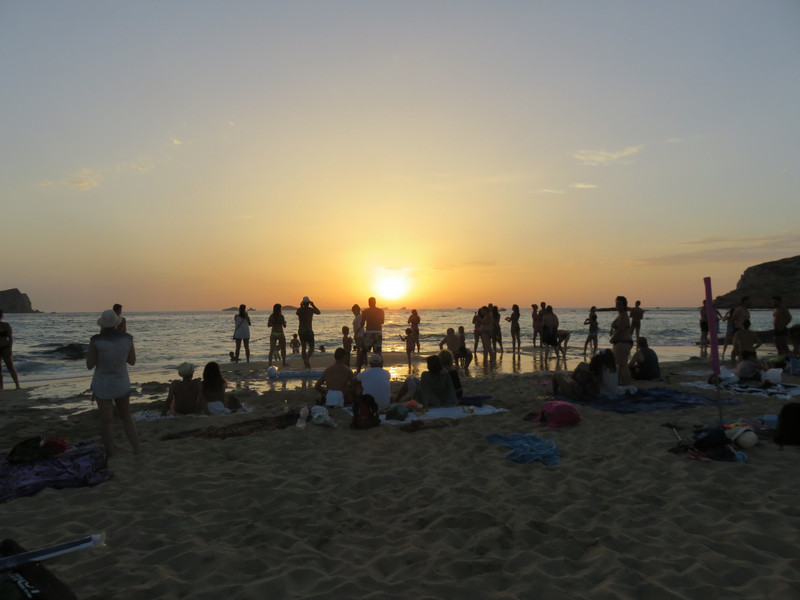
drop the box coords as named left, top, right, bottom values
left=296, top=406, right=309, bottom=429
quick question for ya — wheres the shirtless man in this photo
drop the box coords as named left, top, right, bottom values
left=541, top=305, right=563, bottom=359
left=163, top=362, right=205, bottom=415
left=361, top=297, right=385, bottom=356
left=629, top=300, right=644, bottom=341
left=439, top=327, right=461, bottom=357
left=296, top=296, right=321, bottom=368
left=113, top=303, right=127, bottom=333
left=314, top=348, right=356, bottom=407
left=730, top=297, right=751, bottom=363
left=732, top=319, right=761, bottom=364
left=772, top=296, right=792, bottom=357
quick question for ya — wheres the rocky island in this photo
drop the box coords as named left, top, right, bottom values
left=0, top=288, right=37, bottom=313
left=714, top=255, right=800, bottom=308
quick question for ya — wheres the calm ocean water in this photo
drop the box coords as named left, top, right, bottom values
left=5, top=307, right=779, bottom=385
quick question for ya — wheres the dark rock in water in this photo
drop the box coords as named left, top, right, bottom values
left=46, top=343, right=89, bottom=360
left=714, top=255, right=800, bottom=308
left=0, top=288, right=37, bottom=313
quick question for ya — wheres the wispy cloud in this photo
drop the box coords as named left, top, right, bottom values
left=170, top=138, right=184, bottom=145
left=638, top=230, right=800, bottom=266
left=569, top=183, right=598, bottom=189
left=533, top=188, right=566, bottom=194
left=573, top=145, right=644, bottom=166
left=52, top=168, right=102, bottom=190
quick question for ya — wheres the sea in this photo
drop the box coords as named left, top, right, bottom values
left=4, top=307, right=778, bottom=389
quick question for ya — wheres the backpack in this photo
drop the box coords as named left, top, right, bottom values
left=350, top=394, right=381, bottom=430
left=775, top=402, right=800, bottom=449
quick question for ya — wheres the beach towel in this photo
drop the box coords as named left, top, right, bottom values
left=134, top=405, right=251, bottom=422
left=529, top=400, right=582, bottom=428
left=679, top=380, right=800, bottom=400
left=161, top=413, right=299, bottom=440
left=343, top=404, right=508, bottom=425
left=0, top=442, right=110, bottom=504
left=486, top=433, right=560, bottom=465
left=570, top=387, right=741, bottom=414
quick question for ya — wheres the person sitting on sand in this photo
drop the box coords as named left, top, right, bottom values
left=314, top=348, right=356, bottom=407
left=737, top=350, right=763, bottom=382
left=201, top=361, right=241, bottom=413
left=414, top=354, right=458, bottom=409
left=438, top=349, right=463, bottom=399
left=552, top=351, right=616, bottom=400
left=732, top=319, right=761, bottom=364
left=164, top=362, right=206, bottom=415
left=629, top=337, right=661, bottom=381
left=356, top=353, right=391, bottom=411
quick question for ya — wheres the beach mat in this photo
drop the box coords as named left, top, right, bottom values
left=0, top=442, right=110, bottom=504
left=0, top=539, right=77, bottom=600
left=680, top=380, right=800, bottom=400
left=161, top=413, right=299, bottom=440
left=343, top=404, right=508, bottom=425
left=569, top=387, right=742, bottom=414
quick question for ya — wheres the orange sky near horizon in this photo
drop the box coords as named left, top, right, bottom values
left=2, top=2, right=798, bottom=313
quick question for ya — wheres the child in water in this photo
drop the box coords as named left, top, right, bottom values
left=399, top=328, right=415, bottom=368
left=290, top=334, right=300, bottom=354
left=342, top=325, right=353, bottom=366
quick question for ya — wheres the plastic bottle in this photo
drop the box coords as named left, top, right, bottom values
left=296, top=406, right=309, bottom=429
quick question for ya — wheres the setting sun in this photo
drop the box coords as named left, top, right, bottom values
left=376, top=276, right=409, bottom=301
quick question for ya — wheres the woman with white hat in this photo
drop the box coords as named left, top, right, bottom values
left=86, top=309, right=139, bottom=456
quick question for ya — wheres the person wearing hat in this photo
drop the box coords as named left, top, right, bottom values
left=163, top=362, right=205, bottom=415
left=356, top=353, right=391, bottom=411
left=86, top=309, right=139, bottom=456
left=296, top=296, right=320, bottom=368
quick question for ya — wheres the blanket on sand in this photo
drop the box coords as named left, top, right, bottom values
left=0, top=442, right=110, bottom=504
left=343, top=404, right=508, bottom=425
left=486, top=433, right=560, bottom=465
left=569, top=387, right=741, bottom=414
left=680, top=380, right=800, bottom=400
left=162, top=414, right=298, bottom=440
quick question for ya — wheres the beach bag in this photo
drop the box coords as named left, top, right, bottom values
left=534, top=401, right=581, bottom=428
left=6, top=437, right=53, bottom=465
left=350, top=394, right=381, bottom=430
left=774, top=403, right=800, bottom=449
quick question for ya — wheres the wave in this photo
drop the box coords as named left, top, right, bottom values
left=43, top=343, right=89, bottom=360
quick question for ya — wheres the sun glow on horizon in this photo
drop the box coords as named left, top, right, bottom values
left=374, top=268, right=413, bottom=301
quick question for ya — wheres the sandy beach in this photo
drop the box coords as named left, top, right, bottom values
left=2, top=352, right=800, bottom=599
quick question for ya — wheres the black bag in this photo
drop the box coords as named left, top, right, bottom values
left=6, top=437, right=53, bottom=464
left=775, top=402, right=800, bottom=449
left=350, top=394, right=381, bottom=430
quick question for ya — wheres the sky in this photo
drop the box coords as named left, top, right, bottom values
left=2, top=1, right=799, bottom=312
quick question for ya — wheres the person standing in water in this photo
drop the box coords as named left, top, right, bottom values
left=233, top=304, right=251, bottom=363
left=505, top=304, right=521, bottom=352
left=0, top=310, right=21, bottom=390
left=296, top=296, right=321, bottom=368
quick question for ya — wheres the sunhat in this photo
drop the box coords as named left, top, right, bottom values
left=177, top=362, right=195, bottom=378
left=98, top=309, right=122, bottom=328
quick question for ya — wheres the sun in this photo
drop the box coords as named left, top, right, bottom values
left=376, top=276, right=410, bottom=301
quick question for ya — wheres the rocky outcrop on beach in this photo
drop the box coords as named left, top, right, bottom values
left=714, top=255, right=800, bottom=308
left=0, top=288, right=36, bottom=313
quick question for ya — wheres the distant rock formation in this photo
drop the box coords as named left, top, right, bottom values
left=714, top=255, right=800, bottom=308
left=0, top=288, right=36, bottom=313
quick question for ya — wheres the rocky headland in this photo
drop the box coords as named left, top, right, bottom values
left=0, top=288, right=37, bottom=313
left=714, top=255, right=800, bottom=309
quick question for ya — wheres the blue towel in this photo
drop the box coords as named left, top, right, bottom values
left=486, top=433, right=560, bottom=465
left=569, top=387, right=741, bottom=414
